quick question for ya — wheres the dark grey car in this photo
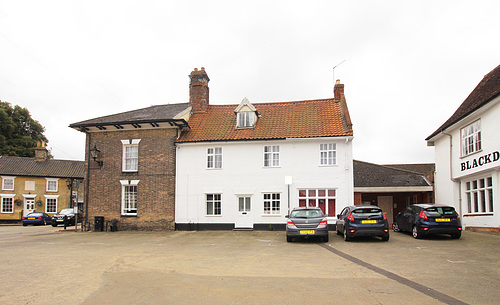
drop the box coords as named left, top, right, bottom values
left=285, top=207, right=329, bottom=242
left=336, top=205, right=390, bottom=241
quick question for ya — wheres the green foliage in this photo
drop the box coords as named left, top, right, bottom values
left=0, top=101, right=50, bottom=157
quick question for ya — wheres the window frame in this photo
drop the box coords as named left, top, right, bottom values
left=1, top=194, right=15, bottom=213
left=45, top=178, right=59, bottom=192
left=206, top=193, right=222, bottom=216
left=465, top=176, right=493, bottom=215
left=2, top=176, right=15, bottom=191
left=461, top=120, right=482, bottom=157
left=319, top=143, right=337, bottom=166
left=121, top=139, right=141, bottom=172
left=44, top=195, right=59, bottom=213
left=263, top=193, right=281, bottom=215
left=237, top=112, right=255, bottom=128
left=264, top=145, right=280, bottom=167
left=207, top=147, right=223, bottom=169
left=298, top=189, right=337, bottom=217
left=120, top=180, right=139, bottom=216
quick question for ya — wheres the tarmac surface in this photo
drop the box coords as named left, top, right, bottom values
left=0, top=224, right=499, bottom=305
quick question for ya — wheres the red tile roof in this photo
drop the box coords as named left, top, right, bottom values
left=177, top=98, right=353, bottom=143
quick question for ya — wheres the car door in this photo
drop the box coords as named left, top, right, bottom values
left=336, top=207, right=349, bottom=232
left=398, top=207, right=413, bottom=231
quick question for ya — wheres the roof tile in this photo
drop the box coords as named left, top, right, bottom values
left=177, top=98, right=353, bottom=143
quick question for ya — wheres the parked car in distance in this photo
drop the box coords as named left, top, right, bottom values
left=285, top=207, right=329, bottom=242
left=22, top=212, right=52, bottom=226
left=393, top=204, right=462, bottom=239
left=51, top=208, right=82, bottom=227
left=336, top=205, right=390, bottom=241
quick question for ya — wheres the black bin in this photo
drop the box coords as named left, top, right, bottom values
left=94, top=216, right=104, bottom=232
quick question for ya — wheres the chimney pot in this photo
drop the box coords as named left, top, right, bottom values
left=194, top=68, right=198, bottom=71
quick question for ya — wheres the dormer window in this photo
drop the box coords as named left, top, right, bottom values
left=237, top=112, right=255, bottom=128
left=235, top=98, right=258, bottom=129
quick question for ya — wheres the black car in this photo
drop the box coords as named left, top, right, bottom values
left=393, top=204, right=462, bottom=239
left=51, top=208, right=82, bottom=227
left=336, top=205, right=389, bottom=241
left=285, top=207, right=329, bottom=242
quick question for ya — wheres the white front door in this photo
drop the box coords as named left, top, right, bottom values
left=24, top=198, right=35, bottom=216
left=235, top=196, right=253, bottom=229
left=378, top=196, right=394, bottom=224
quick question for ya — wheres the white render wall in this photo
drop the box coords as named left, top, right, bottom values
left=175, top=137, right=354, bottom=227
left=431, top=96, right=500, bottom=228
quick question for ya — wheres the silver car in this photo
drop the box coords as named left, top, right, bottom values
left=285, top=207, right=329, bottom=242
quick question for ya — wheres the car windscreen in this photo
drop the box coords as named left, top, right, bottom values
left=424, top=207, right=456, bottom=216
left=290, top=209, right=323, bottom=218
left=59, top=209, right=73, bottom=215
left=352, top=208, right=383, bottom=217
left=27, top=213, right=43, bottom=217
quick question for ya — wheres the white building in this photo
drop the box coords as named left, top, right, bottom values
left=426, top=64, right=500, bottom=230
left=175, top=69, right=354, bottom=230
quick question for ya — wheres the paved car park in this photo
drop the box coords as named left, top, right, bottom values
left=0, top=225, right=499, bottom=305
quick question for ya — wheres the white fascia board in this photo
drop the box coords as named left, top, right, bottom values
left=354, top=186, right=433, bottom=193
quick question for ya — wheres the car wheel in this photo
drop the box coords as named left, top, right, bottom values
left=286, top=235, right=293, bottom=242
left=52, top=223, right=57, bottom=227
left=392, top=222, right=400, bottom=232
left=381, top=234, right=389, bottom=241
left=322, top=235, right=329, bottom=242
left=343, top=227, right=351, bottom=241
left=22, top=223, right=28, bottom=227
left=451, top=232, right=461, bottom=239
left=412, top=226, right=422, bottom=239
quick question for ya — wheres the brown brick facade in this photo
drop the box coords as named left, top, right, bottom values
left=85, top=128, right=177, bottom=230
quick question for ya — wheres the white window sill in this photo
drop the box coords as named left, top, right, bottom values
left=262, top=214, right=281, bottom=217
left=463, top=213, right=494, bottom=217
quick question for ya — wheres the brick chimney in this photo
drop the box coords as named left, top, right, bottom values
left=34, top=141, right=48, bottom=162
left=189, top=67, right=210, bottom=113
left=334, top=79, right=344, bottom=100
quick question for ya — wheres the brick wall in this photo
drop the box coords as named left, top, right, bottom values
left=86, top=128, right=177, bottom=230
left=354, top=192, right=362, bottom=205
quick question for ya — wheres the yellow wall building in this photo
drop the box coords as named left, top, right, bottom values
left=0, top=145, right=84, bottom=222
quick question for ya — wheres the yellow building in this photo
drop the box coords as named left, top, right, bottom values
left=0, top=144, right=84, bottom=223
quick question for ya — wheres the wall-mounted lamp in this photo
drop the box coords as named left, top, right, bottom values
left=89, top=145, right=103, bottom=167
left=66, top=178, right=72, bottom=190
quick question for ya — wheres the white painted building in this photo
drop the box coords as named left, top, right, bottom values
left=427, top=64, right=500, bottom=230
left=175, top=69, right=354, bottom=230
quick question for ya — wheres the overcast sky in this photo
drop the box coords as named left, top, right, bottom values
left=1, top=1, right=499, bottom=164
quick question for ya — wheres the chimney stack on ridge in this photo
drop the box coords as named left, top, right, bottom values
left=334, top=79, right=344, bottom=100
left=189, top=67, right=210, bottom=113
left=34, top=141, right=48, bottom=162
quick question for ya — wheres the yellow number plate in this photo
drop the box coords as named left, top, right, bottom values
left=28, top=217, right=35, bottom=219
left=362, top=220, right=377, bottom=224
left=435, top=218, right=451, bottom=222
left=300, top=230, right=315, bottom=234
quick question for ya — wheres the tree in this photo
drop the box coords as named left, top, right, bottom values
left=0, top=100, right=50, bottom=158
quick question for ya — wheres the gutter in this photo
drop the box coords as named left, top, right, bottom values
left=441, top=131, right=463, bottom=219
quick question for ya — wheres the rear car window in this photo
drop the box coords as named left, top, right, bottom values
left=352, top=208, right=383, bottom=216
left=291, top=209, right=323, bottom=218
left=425, top=207, right=456, bottom=216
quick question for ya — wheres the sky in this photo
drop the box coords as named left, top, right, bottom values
left=0, top=0, right=499, bottom=164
